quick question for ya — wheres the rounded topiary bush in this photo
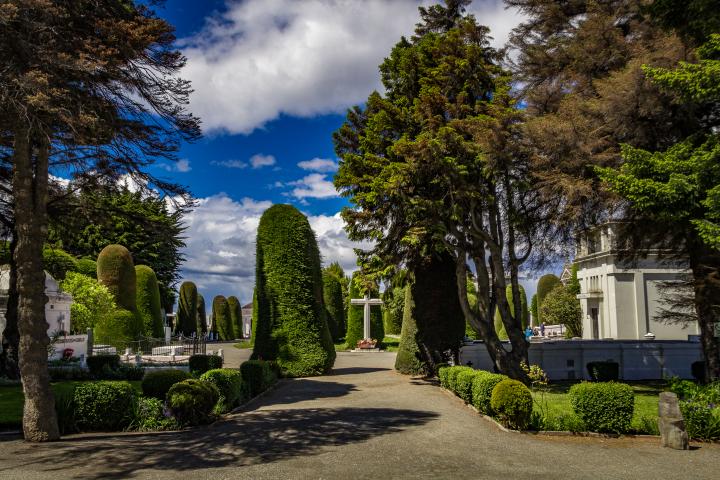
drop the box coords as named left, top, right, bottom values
left=94, top=309, right=144, bottom=348
left=446, top=366, right=474, bottom=393
left=253, top=204, right=335, bottom=376
left=472, top=372, right=508, bottom=415
left=75, top=258, right=97, bottom=278
left=141, top=369, right=192, bottom=400
left=73, top=381, right=137, bottom=431
left=135, top=265, right=164, bottom=338
left=212, top=295, right=234, bottom=341
left=569, top=382, right=634, bottom=433
left=177, top=281, right=198, bottom=335
left=167, top=379, right=220, bottom=426
left=200, top=368, right=243, bottom=412
left=227, top=295, right=241, bottom=340
left=490, top=379, right=533, bottom=430
left=189, top=354, right=223, bottom=375
left=455, top=369, right=480, bottom=403
left=43, top=247, right=78, bottom=281
left=97, top=244, right=137, bottom=311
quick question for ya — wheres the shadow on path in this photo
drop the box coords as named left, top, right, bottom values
left=2, top=407, right=438, bottom=479
left=254, top=379, right=358, bottom=406
left=330, top=367, right=390, bottom=375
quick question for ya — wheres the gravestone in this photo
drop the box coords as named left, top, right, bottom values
left=658, top=391, right=689, bottom=450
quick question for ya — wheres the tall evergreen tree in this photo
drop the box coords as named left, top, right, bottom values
left=227, top=296, right=241, bottom=340
left=196, top=293, right=207, bottom=335
left=322, top=271, right=344, bottom=342
left=135, top=265, right=164, bottom=338
left=177, top=281, right=198, bottom=335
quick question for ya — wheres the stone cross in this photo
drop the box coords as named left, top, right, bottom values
left=350, top=293, right=383, bottom=340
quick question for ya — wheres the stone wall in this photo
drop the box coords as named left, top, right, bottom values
left=460, top=339, right=703, bottom=380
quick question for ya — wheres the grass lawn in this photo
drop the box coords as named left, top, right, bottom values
left=233, top=341, right=253, bottom=349
left=0, top=380, right=142, bottom=430
left=532, top=381, right=662, bottom=434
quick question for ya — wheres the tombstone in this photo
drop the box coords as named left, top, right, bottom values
left=658, top=391, right=689, bottom=450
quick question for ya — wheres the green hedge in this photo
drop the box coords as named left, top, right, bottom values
left=86, top=354, right=120, bottom=377
left=177, top=281, right=198, bottom=335
left=569, top=382, right=634, bottom=433
left=94, top=309, right=144, bottom=349
left=446, top=366, right=474, bottom=393
left=43, top=247, right=78, bottom=281
left=75, top=258, right=97, bottom=278
left=322, top=272, right=344, bottom=342
left=200, top=368, right=244, bottom=412
left=129, top=397, right=178, bottom=432
left=189, top=354, right=223, bottom=375
left=490, top=379, right=533, bottom=430
left=97, top=244, right=137, bottom=311
left=141, top=369, right=192, bottom=400
left=167, top=379, right=219, bottom=426
left=586, top=361, right=619, bottom=382
left=135, top=265, right=164, bottom=338
left=73, top=381, right=137, bottom=431
left=240, top=360, right=278, bottom=398
left=472, top=372, right=508, bottom=415
left=438, top=366, right=451, bottom=388
left=213, top=295, right=234, bottom=341
left=394, top=286, right=425, bottom=375
left=228, top=296, right=242, bottom=340
left=455, top=369, right=480, bottom=403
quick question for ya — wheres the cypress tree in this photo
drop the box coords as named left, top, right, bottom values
left=395, top=251, right=465, bottom=375
left=177, top=281, right=198, bottom=335
left=536, top=274, right=561, bottom=324
left=227, top=296, right=241, bottom=340
left=530, top=294, right=539, bottom=326
left=345, top=272, right=384, bottom=349
left=494, top=285, right=529, bottom=340
left=322, top=271, right=344, bottom=341
left=252, top=204, right=335, bottom=376
left=197, top=293, right=207, bottom=334
left=213, top=295, right=233, bottom=341
left=135, top=265, right=164, bottom=338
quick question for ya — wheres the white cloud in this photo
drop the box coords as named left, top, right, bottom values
left=181, top=1, right=524, bottom=134
left=298, top=158, right=339, bottom=173
left=211, top=159, right=248, bottom=169
left=178, top=194, right=364, bottom=305
left=250, top=154, right=276, bottom=169
left=158, top=159, right=192, bottom=173
left=286, top=173, right=337, bottom=199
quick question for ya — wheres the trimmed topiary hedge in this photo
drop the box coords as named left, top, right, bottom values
left=490, top=379, right=533, bottom=430
left=536, top=274, right=561, bottom=324
left=200, top=368, right=244, bottom=412
left=446, top=366, right=474, bottom=393
left=438, top=366, right=451, bottom=389
left=43, top=247, right=78, bottom=281
left=189, top=354, right=223, bottom=375
left=135, top=265, right=164, bottom=338
left=86, top=354, right=120, bottom=377
left=167, top=379, right=220, bottom=426
left=141, top=369, right=192, bottom=400
left=322, top=272, right=344, bottom=342
left=74, top=381, right=137, bottom=431
left=75, top=258, right=97, bottom=279
left=472, top=372, right=508, bottom=415
left=394, top=286, right=425, bottom=375
left=569, top=382, right=634, bottom=433
left=97, top=244, right=137, bottom=311
left=227, top=296, right=241, bottom=340
left=177, top=281, right=198, bottom=335
left=213, top=295, right=234, bottom=341
left=252, top=204, right=335, bottom=376
left=94, top=309, right=144, bottom=348
left=197, top=293, right=207, bottom=334
left=455, top=369, right=480, bottom=403
left=587, top=361, right=619, bottom=382
left=240, top=360, right=279, bottom=398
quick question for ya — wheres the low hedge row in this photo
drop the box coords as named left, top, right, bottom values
left=569, top=382, right=635, bottom=433
left=189, top=354, right=223, bottom=375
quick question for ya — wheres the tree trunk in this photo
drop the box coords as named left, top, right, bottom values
left=0, top=236, right=20, bottom=380
left=12, top=128, right=59, bottom=441
left=688, top=242, right=720, bottom=382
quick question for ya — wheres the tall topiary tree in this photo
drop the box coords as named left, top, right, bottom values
left=252, top=204, right=335, bottom=376
left=227, top=296, right=241, bottom=340
left=213, top=295, right=233, bottom=341
left=395, top=251, right=465, bottom=375
left=537, top=274, right=562, bottom=324
left=176, top=281, right=198, bottom=335
left=135, top=265, right=164, bottom=338
left=322, top=271, right=344, bottom=341
left=197, top=293, right=207, bottom=334
left=95, top=244, right=143, bottom=345
left=494, top=285, right=529, bottom=340
left=530, top=294, right=539, bottom=326
left=345, top=271, right=384, bottom=349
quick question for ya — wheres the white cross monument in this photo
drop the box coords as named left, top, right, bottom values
left=350, top=293, right=383, bottom=340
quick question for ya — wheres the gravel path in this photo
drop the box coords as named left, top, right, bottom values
left=0, top=352, right=718, bottom=479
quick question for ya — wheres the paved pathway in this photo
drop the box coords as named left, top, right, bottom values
left=1, top=352, right=718, bottom=479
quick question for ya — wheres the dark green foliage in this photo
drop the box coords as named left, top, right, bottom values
left=48, top=366, right=91, bottom=381
left=530, top=294, right=538, bottom=325
left=669, top=378, right=720, bottom=440
left=188, top=354, right=223, bottom=375
left=345, top=272, right=384, bottom=349
left=73, top=381, right=137, bottom=431
left=135, top=265, right=164, bottom=338
left=446, top=366, right=474, bottom=393
left=54, top=388, right=77, bottom=435
left=42, top=247, right=78, bottom=281
left=536, top=274, right=561, bottom=323
left=438, top=366, right=451, bottom=388
left=167, top=379, right=220, bottom=426
left=252, top=204, right=335, bottom=376
left=494, top=285, right=529, bottom=340
left=86, top=355, right=120, bottom=377
left=567, top=264, right=581, bottom=296
left=196, top=293, right=207, bottom=334
left=141, top=369, right=192, bottom=400
left=472, top=372, right=508, bottom=415
left=395, top=252, right=465, bottom=373
left=240, top=360, right=279, bottom=398
left=177, top=281, right=198, bottom=335
left=97, top=244, right=137, bottom=311
left=395, top=286, right=424, bottom=375
left=587, top=361, right=620, bottom=382
left=382, top=285, right=405, bottom=335
left=648, top=0, right=720, bottom=45
left=129, top=397, right=178, bottom=432
left=490, top=379, right=533, bottom=430
left=455, top=369, right=480, bottom=403
left=94, top=309, right=144, bottom=348
left=227, top=296, right=241, bottom=340
left=322, top=272, right=344, bottom=341
left=75, top=258, right=97, bottom=279
left=569, top=382, right=635, bottom=433
left=692, top=361, right=706, bottom=383
left=200, top=368, right=244, bottom=412
left=212, top=295, right=234, bottom=341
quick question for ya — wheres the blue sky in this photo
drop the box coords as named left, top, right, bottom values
left=139, top=0, right=530, bottom=306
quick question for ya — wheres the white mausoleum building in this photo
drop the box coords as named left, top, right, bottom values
left=575, top=224, right=698, bottom=341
